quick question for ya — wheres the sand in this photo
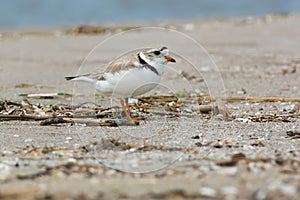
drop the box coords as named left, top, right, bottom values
left=0, top=14, right=299, bottom=199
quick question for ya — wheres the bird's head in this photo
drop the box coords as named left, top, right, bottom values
left=139, top=46, right=176, bottom=65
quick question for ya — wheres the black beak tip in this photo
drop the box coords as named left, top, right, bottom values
left=170, top=58, right=176, bottom=63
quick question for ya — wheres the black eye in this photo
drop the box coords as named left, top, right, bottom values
left=153, top=51, right=160, bottom=55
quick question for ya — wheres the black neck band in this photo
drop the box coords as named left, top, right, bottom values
left=137, top=53, right=159, bottom=75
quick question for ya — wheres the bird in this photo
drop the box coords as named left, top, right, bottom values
left=65, top=46, right=176, bottom=121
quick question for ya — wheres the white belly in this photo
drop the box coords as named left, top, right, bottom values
left=95, top=67, right=163, bottom=97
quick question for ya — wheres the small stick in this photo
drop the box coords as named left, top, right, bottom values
left=40, top=117, right=138, bottom=126
left=198, top=96, right=300, bottom=103
left=223, top=96, right=300, bottom=102
left=139, top=96, right=178, bottom=103
left=0, top=114, right=50, bottom=121
left=19, top=92, right=72, bottom=99
left=0, top=188, right=39, bottom=199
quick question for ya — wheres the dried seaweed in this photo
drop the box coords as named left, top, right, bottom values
left=0, top=188, right=40, bottom=199
left=1, top=95, right=299, bottom=126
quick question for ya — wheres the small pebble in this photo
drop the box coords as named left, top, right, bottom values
left=199, top=105, right=212, bottom=113
left=280, top=184, right=297, bottom=196
left=129, top=148, right=136, bottom=152
left=191, top=135, right=201, bottom=139
left=199, top=187, right=218, bottom=197
left=253, top=189, right=267, bottom=200
left=0, top=163, right=11, bottom=181
left=184, top=108, right=193, bottom=113
left=65, top=137, right=72, bottom=140
left=73, top=143, right=80, bottom=149
left=281, top=65, right=289, bottom=74
left=221, top=186, right=238, bottom=196
left=217, top=166, right=238, bottom=176
left=24, top=138, right=33, bottom=143
left=200, top=66, right=210, bottom=72
left=234, top=117, right=250, bottom=123
left=128, top=98, right=138, bottom=104
left=67, top=158, right=77, bottom=163
left=2, top=150, right=13, bottom=156
left=237, top=88, right=247, bottom=94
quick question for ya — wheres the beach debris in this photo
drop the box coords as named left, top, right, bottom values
left=88, top=138, right=185, bottom=152
left=64, top=25, right=140, bottom=35
left=233, top=114, right=296, bottom=123
left=237, top=88, right=247, bottom=95
left=250, top=140, right=265, bottom=147
left=1, top=95, right=299, bottom=126
left=286, top=130, right=300, bottom=139
left=39, top=117, right=124, bottom=126
left=286, top=130, right=300, bottom=136
left=191, top=134, right=201, bottom=139
left=215, top=153, right=246, bottom=167
left=281, top=65, right=297, bottom=75
left=220, top=96, right=300, bottom=103
left=19, top=92, right=72, bottom=99
left=199, top=105, right=213, bottom=113
left=0, top=188, right=40, bottom=199
left=149, top=189, right=186, bottom=199
left=14, top=83, right=36, bottom=88
left=213, top=137, right=239, bottom=149
left=17, top=168, right=47, bottom=180
left=138, top=95, right=178, bottom=104
left=289, top=103, right=300, bottom=113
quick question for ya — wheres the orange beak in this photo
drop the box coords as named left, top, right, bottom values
left=165, top=55, right=176, bottom=62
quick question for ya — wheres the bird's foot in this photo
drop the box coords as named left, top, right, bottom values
left=127, top=114, right=144, bottom=121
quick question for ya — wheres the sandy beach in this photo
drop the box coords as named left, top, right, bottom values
left=0, top=14, right=299, bottom=199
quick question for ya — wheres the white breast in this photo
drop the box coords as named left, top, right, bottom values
left=95, top=66, right=164, bottom=97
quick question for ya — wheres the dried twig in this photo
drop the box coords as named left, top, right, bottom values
left=0, top=188, right=39, bottom=199
left=40, top=117, right=114, bottom=126
left=0, top=114, right=49, bottom=121
left=139, top=96, right=178, bottom=103
left=198, top=96, right=300, bottom=103
left=224, top=96, right=300, bottom=102
left=19, top=92, right=72, bottom=99
left=140, top=95, right=300, bottom=104
left=40, top=117, right=138, bottom=126
left=234, top=114, right=298, bottom=122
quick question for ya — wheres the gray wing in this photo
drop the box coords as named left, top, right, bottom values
left=65, top=53, right=142, bottom=81
left=105, top=53, right=142, bottom=74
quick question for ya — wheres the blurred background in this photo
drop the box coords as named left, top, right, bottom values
left=0, top=0, right=300, bottom=29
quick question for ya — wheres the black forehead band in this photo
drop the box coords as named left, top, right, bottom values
left=160, top=47, right=168, bottom=51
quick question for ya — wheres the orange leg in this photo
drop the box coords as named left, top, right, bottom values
left=119, top=98, right=142, bottom=121
left=124, top=98, right=130, bottom=111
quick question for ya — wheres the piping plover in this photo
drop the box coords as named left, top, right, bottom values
left=65, top=46, right=176, bottom=121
